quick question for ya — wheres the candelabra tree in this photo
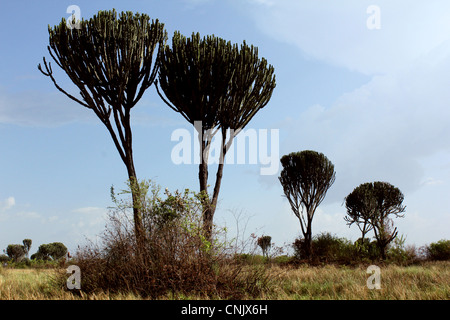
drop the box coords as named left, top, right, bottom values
left=38, top=9, right=167, bottom=247
left=345, top=181, right=406, bottom=260
left=157, top=32, right=276, bottom=241
left=279, top=150, right=336, bottom=259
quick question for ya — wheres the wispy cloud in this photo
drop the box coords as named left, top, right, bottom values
left=237, top=0, right=450, bottom=203
left=244, top=0, right=450, bottom=75
left=0, top=196, right=15, bottom=212
left=282, top=56, right=450, bottom=200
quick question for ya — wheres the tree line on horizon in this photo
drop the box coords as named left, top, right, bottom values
left=0, top=238, right=68, bottom=264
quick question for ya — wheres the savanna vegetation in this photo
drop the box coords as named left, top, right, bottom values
left=1, top=181, right=449, bottom=300
left=1, top=8, right=448, bottom=301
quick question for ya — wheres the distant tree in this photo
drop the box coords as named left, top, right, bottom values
left=279, top=150, right=336, bottom=259
left=23, top=239, right=32, bottom=259
left=344, top=184, right=376, bottom=244
left=257, top=235, right=272, bottom=258
left=157, top=32, right=276, bottom=242
left=32, top=242, right=68, bottom=261
left=6, top=244, right=26, bottom=262
left=0, top=254, right=9, bottom=264
left=32, top=244, right=51, bottom=261
left=38, top=9, right=167, bottom=247
left=345, top=181, right=406, bottom=260
left=47, top=242, right=68, bottom=260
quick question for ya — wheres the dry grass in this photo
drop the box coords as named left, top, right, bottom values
left=0, top=268, right=141, bottom=300
left=0, top=261, right=448, bottom=300
left=264, top=261, right=450, bottom=300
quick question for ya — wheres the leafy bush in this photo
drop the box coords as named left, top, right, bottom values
left=353, top=237, right=380, bottom=260
left=313, top=232, right=361, bottom=264
left=424, top=239, right=450, bottom=261
left=292, top=238, right=308, bottom=260
left=387, top=234, right=418, bottom=264
left=72, top=180, right=270, bottom=299
left=291, top=232, right=412, bottom=264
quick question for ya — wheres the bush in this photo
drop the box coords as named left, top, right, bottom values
left=293, top=232, right=359, bottom=264
left=292, top=238, right=308, bottom=260
left=71, top=180, right=270, bottom=299
left=424, top=239, right=450, bottom=261
left=353, top=238, right=380, bottom=261
left=386, top=234, right=418, bottom=265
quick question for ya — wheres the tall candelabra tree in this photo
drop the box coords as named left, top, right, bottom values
left=257, top=235, right=272, bottom=259
left=157, top=32, right=276, bottom=242
left=344, top=183, right=377, bottom=244
left=279, top=150, right=336, bottom=259
left=344, top=181, right=406, bottom=259
left=38, top=10, right=167, bottom=246
left=371, top=181, right=406, bottom=259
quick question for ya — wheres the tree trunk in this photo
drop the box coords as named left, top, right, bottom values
left=200, top=129, right=228, bottom=244
left=199, top=135, right=213, bottom=242
left=303, top=212, right=314, bottom=260
left=126, top=161, right=145, bottom=249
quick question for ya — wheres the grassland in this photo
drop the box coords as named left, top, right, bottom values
left=0, top=261, right=448, bottom=300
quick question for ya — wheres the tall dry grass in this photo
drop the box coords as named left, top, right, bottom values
left=1, top=261, right=448, bottom=300
left=264, top=261, right=450, bottom=300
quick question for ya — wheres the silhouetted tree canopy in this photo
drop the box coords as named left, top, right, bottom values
left=157, top=31, right=276, bottom=241
left=38, top=9, right=167, bottom=246
left=32, top=242, right=68, bottom=261
left=279, top=150, right=336, bottom=259
left=6, top=244, right=26, bottom=262
left=23, top=239, right=32, bottom=259
left=257, top=235, right=272, bottom=258
left=344, top=181, right=406, bottom=259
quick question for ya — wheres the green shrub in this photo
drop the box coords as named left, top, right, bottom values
left=72, top=180, right=271, bottom=299
left=292, top=238, right=308, bottom=260
left=425, top=239, right=450, bottom=261
left=387, top=235, right=418, bottom=265
left=293, top=233, right=359, bottom=264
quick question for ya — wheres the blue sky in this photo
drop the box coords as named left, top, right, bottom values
left=1, top=0, right=449, bottom=255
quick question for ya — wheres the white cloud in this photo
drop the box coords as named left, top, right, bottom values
left=245, top=0, right=450, bottom=75
left=279, top=42, right=450, bottom=203
left=0, top=196, right=15, bottom=211
left=422, top=178, right=444, bottom=187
